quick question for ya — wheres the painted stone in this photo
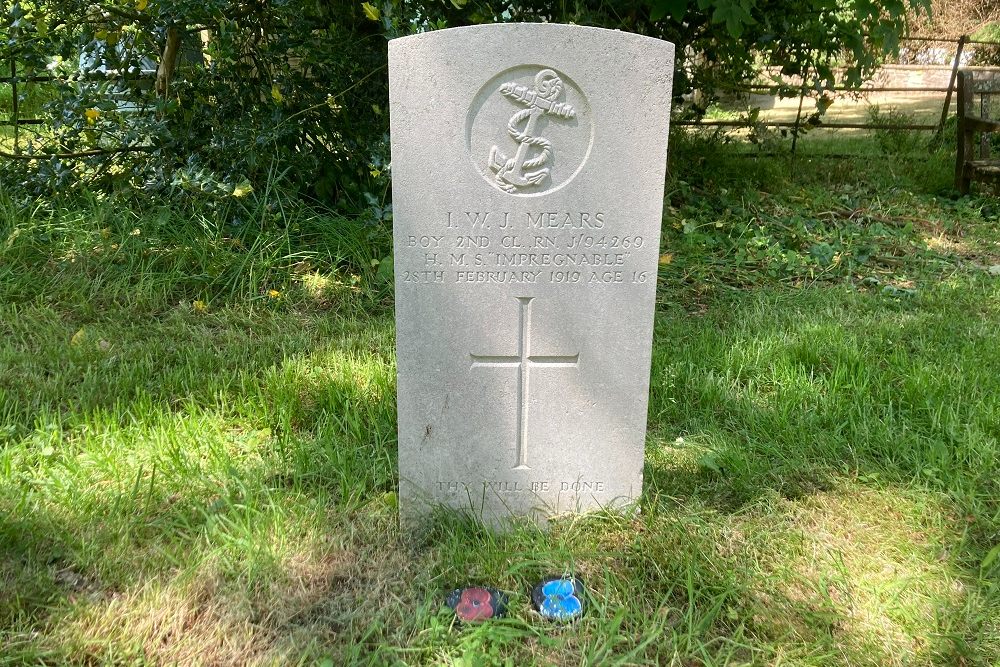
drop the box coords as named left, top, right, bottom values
left=531, top=576, right=586, bottom=621
left=446, top=586, right=508, bottom=622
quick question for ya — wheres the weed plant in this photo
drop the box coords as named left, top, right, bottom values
left=866, top=105, right=925, bottom=155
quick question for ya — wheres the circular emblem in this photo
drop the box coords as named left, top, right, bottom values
left=466, top=65, right=593, bottom=197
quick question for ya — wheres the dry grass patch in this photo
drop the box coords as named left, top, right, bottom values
left=54, top=514, right=425, bottom=665
left=741, top=483, right=966, bottom=665
left=62, top=570, right=277, bottom=666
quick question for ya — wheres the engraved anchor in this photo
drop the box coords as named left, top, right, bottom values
left=489, top=69, right=576, bottom=194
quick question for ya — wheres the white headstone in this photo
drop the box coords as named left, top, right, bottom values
left=389, top=23, right=674, bottom=526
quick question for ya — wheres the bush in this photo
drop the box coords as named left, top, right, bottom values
left=2, top=0, right=931, bottom=213
left=1, top=0, right=402, bottom=213
left=972, top=22, right=1000, bottom=66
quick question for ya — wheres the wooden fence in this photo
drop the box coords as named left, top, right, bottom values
left=675, top=35, right=1000, bottom=153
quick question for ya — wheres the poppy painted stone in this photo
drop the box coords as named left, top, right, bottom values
left=532, top=576, right=585, bottom=621
left=446, top=586, right=508, bottom=622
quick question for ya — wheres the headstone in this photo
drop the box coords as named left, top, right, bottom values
left=389, top=23, right=674, bottom=526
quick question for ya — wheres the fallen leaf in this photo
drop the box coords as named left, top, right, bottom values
left=232, top=180, right=253, bottom=198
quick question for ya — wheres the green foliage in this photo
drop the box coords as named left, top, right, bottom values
left=1, top=0, right=402, bottom=210
left=972, top=22, right=1000, bottom=66
left=972, top=21, right=1000, bottom=43
left=416, top=0, right=931, bottom=105
left=658, top=129, right=969, bottom=292
left=0, top=187, right=394, bottom=314
left=3, top=0, right=933, bottom=207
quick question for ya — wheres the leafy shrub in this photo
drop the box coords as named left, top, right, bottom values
left=2, top=0, right=932, bottom=213
left=1, top=0, right=400, bottom=212
left=972, top=22, right=1000, bottom=66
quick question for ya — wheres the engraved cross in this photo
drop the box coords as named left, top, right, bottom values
left=470, top=296, right=579, bottom=470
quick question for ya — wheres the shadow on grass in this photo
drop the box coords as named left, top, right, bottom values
left=0, top=306, right=414, bottom=663
left=640, top=280, right=999, bottom=663
left=1, top=277, right=998, bottom=664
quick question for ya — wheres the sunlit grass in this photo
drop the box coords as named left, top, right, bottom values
left=2, top=146, right=1000, bottom=664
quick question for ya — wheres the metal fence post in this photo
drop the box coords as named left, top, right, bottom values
left=9, top=58, right=19, bottom=154
left=790, top=86, right=806, bottom=155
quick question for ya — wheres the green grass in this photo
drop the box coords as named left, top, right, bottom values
left=1, top=138, right=1000, bottom=665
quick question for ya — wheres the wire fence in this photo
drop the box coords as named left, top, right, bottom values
left=0, top=67, right=156, bottom=159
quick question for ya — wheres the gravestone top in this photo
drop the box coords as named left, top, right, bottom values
left=390, top=23, right=674, bottom=526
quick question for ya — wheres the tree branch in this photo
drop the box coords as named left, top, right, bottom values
left=156, top=26, right=182, bottom=97
left=98, top=4, right=153, bottom=25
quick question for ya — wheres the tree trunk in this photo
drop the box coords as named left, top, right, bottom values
left=156, top=26, right=182, bottom=97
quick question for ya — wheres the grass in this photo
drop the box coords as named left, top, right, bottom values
left=1, top=135, right=1000, bottom=665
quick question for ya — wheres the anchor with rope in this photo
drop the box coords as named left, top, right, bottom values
left=489, top=69, right=576, bottom=194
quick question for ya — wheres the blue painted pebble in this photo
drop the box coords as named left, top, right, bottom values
left=532, top=576, right=585, bottom=621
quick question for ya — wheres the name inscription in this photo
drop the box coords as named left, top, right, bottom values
left=445, top=211, right=606, bottom=230
left=437, top=480, right=607, bottom=494
left=398, top=210, right=651, bottom=286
